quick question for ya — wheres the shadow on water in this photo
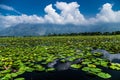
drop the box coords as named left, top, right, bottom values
left=112, top=59, right=120, bottom=63
left=17, top=49, right=120, bottom=80
left=17, top=69, right=106, bottom=80
left=0, top=44, right=7, bottom=47
left=92, top=49, right=120, bottom=63
left=101, top=67, right=120, bottom=80
left=17, top=67, right=120, bottom=80
left=92, top=49, right=120, bottom=80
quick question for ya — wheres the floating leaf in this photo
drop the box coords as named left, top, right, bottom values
left=88, top=64, right=96, bottom=68
left=97, top=72, right=111, bottom=79
left=14, top=78, right=25, bottom=80
left=11, top=73, right=18, bottom=77
left=71, top=64, right=82, bottom=69
left=82, top=67, right=90, bottom=72
left=110, top=63, right=120, bottom=70
left=34, top=65, right=45, bottom=71
left=46, top=68, right=55, bottom=72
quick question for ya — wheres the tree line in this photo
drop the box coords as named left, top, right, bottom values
left=48, top=31, right=120, bottom=36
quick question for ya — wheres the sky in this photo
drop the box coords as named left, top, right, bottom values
left=0, top=0, right=120, bottom=28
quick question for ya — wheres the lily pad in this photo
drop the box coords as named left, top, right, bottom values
left=71, top=64, right=82, bottom=69
left=14, top=78, right=25, bottom=80
left=97, top=72, right=111, bottom=79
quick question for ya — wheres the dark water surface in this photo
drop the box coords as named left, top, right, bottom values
left=17, top=49, right=120, bottom=80
left=18, top=70, right=106, bottom=80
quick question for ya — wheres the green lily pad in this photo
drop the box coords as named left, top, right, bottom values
left=88, top=64, right=96, bottom=68
left=34, top=65, right=45, bottom=71
left=90, top=68, right=102, bottom=73
left=11, top=73, right=18, bottom=77
left=110, top=63, right=120, bottom=70
left=14, top=78, right=25, bottom=80
left=4, top=74, right=11, bottom=79
left=46, top=68, right=55, bottom=72
left=97, top=72, right=111, bottom=79
left=82, top=67, right=90, bottom=72
left=60, top=59, right=66, bottom=63
left=71, top=64, right=82, bottom=69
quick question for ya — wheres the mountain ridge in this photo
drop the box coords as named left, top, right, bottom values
left=0, top=23, right=120, bottom=36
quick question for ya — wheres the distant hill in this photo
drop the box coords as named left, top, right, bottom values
left=0, top=23, right=120, bottom=36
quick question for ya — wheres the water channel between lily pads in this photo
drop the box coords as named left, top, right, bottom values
left=17, top=49, right=120, bottom=80
left=92, top=49, right=120, bottom=80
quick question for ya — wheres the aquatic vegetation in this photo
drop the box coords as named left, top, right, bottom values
left=0, top=35, right=120, bottom=79
left=97, top=72, right=111, bottom=79
left=70, top=64, right=82, bottom=69
left=14, top=78, right=25, bottom=80
left=110, top=63, right=120, bottom=70
left=82, top=67, right=111, bottom=79
left=46, top=68, right=55, bottom=72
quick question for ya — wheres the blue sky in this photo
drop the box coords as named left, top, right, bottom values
left=0, top=0, right=120, bottom=28
left=0, top=0, right=120, bottom=17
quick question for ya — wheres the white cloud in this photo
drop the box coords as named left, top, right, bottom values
left=0, top=2, right=120, bottom=28
left=43, top=2, right=120, bottom=25
left=55, top=2, right=86, bottom=24
left=44, top=4, right=63, bottom=24
left=44, top=2, right=86, bottom=25
left=0, top=4, right=14, bottom=11
left=88, top=3, right=120, bottom=24
left=0, top=14, right=44, bottom=28
left=0, top=4, right=21, bottom=14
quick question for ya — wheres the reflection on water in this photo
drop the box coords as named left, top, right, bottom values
left=92, top=49, right=120, bottom=63
left=17, top=70, right=105, bottom=80
left=0, top=44, right=7, bottom=46
left=17, top=49, right=120, bottom=80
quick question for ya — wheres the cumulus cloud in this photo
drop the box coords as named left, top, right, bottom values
left=44, top=4, right=63, bottom=24
left=89, top=3, right=120, bottom=24
left=55, top=2, right=86, bottom=24
left=0, top=2, right=120, bottom=28
left=0, top=4, right=21, bottom=14
left=0, top=14, right=44, bottom=28
left=44, top=2, right=86, bottom=25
